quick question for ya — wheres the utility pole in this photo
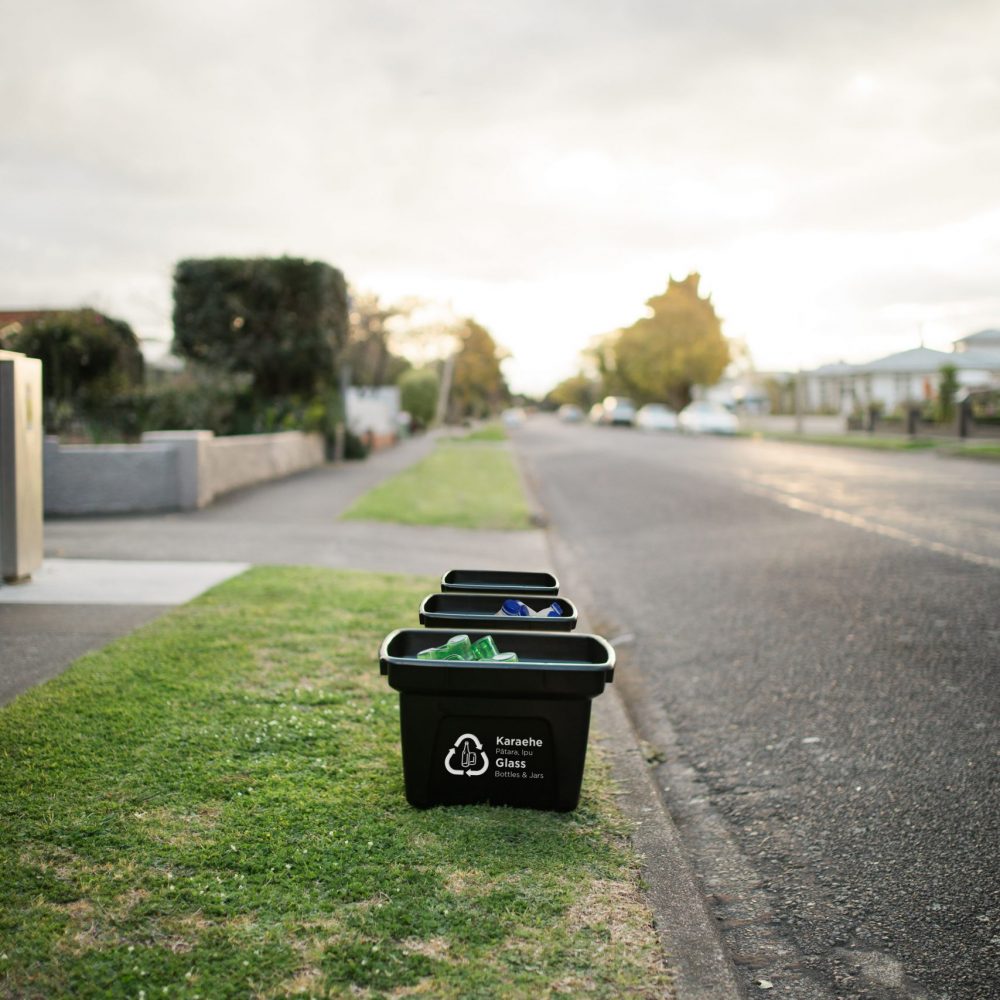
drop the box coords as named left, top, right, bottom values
left=794, top=367, right=804, bottom=435
left=435, top=351, right=456, bottom=426
left=334, top=362, right=352, bottom=463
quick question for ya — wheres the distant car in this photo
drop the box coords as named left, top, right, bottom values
left=591, top=396, right=636, bottom=426
left=501, top=407, right=526, bottom=428
left=636, top=403, right=678, bottom=431
left=557, top=403, right=584, bottom=423
left=678, top=401, right=740, bottom=435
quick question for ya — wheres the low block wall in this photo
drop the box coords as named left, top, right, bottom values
left=44, top=441, right=183, bottom=515
left=202, top=432, right=326, bottom=502
left=740, top=414, right=847, bottom=436
left=44, top=430, right=325, bottom=515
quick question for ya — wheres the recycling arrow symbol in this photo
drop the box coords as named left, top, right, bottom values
left=445, top=733, right=489, bottom=776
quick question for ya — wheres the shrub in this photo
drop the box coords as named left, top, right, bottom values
left=399, top=367, right=439, bottom=428
left=0, top=309, right=144, bottom=434
left=172, top=257, right=349, bottom=402
left=937, top=364, right=959, bottom=424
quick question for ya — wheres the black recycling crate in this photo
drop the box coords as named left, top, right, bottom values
left=379, top=628, right=614, bottom=812
left=419, top=592, right=578, bottom=632
left=441, top=568, right=559, bottom=595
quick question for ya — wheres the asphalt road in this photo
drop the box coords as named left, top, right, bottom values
left=514, top=417, right=1000, bottom=1000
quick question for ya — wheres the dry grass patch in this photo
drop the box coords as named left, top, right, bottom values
left=398, top=937, right=450, bottom=960
left=567, top=878, right=654, bottom=949
left=50, top=890, right=152, bottom=955
left=141, top=803, right=223, bottom=846
left=269, top=964, right=324, bottom=998
left=50, top=899, right=94, bottom=920
left=385, top=978, right=442, bottom=998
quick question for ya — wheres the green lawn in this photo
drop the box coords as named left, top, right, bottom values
left=940, top=442, right=1000, bottom=461
left=748, top=431, right=1000, bottom=459
left=0, top=568, right=671, bottom=999
left=343, top=441, right=533, bottom=530
left=748, top=431, right=939, bottom=451
left=457, top=423, right=507, bottom=443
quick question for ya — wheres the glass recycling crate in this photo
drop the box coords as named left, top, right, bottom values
left=418, top=592, right=578, bottom=632
left=378, top=628, right=615, bottom=812
left=440, top=568, right=559, bottom=595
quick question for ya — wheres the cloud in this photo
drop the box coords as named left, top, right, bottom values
left=2, top=0, right=999, bottom=392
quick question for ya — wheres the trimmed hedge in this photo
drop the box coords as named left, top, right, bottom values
left=172, top=257, right=349, bottom=400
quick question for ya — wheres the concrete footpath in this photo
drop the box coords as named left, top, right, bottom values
left=0, top=429, right=739, bottom=998
left=0, top=431, right=548, bottom=704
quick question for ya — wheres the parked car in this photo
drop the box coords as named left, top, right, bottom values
left=557, top=403, right=584, bottom=423
left=636, top=403, right=678, bottom=431
left=501, top=407, right=526, bottom=428
left=678, top=401, right=740, bottom=435
left=591, top=396, right=637, bottom=426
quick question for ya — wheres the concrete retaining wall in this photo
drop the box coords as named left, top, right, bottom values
left=741, top=414, right=847, bottom=435
left=201, top=432, right=326, bottom=503
left=45, top=430, right=324, bottom=515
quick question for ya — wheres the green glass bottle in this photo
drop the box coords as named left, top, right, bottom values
left=417, top=634, right=473, bottom=660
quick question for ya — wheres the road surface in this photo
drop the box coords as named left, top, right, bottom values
left=515, top=417, right=1000, bottom=1000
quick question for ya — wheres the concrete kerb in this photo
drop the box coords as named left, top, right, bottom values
left=520, top=465, right=742, bottom=999
left=591, top=691, right=743, bottom=999
left=508, top=437, right=549, bottom=528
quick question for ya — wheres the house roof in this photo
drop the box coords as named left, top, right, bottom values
left=947, top=349, right=1000, bottom=370
left=853, top=347, right=953, bottom=374
left=847, top=346, right=1000, bottom=374
left=810, top=360, right=856, bottom=376
left=805, top=335, right=1000, bottom=378
left=955, top=328, right=1000, bottom=346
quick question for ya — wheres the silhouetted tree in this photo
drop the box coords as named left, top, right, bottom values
left=344, top=291, right=410, bottom=386
left=937, top=364, right=959, bottom=423
left=398, top=367, right=439, bottom=428
left=545, top=374, right=601, bottom=410
left=1, top=308, right=144, bottom=432
left=447, top=320, right=510, bottom=421
left=606, top=273, right=729, bottom=411
left=172, top=257, right=348, bottom=402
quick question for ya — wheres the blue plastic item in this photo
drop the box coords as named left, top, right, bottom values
left=498, top=599, right=533, bottom=617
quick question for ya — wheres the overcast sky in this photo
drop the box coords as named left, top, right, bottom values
left=3, top=0, right=999, bottom=393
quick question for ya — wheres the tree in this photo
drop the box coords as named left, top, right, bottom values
left=398, top=367, right=439, bottom=428
left=545, top=373, right=601, bottom=410
left=937, top=364, right=959, bottom=423
left=382, top=297, right=462, bottom=369
left=609, top=273, right=730, bottom=411
left=172, top=257, right=349, bottom=401
left=447, top=319, right=510, bottom=421
left=0, top=308, right=144, bottom=432
left=344, top=291, right=411, bottom=387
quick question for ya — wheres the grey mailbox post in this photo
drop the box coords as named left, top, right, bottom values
left=0, top=350, right=44, bottom=583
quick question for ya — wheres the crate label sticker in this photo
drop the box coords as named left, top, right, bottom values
left=444, top=733, right=489, bottom=776
left=492, top=734, right=547, bottom=781
left=439, top=721, right=552, bottom=784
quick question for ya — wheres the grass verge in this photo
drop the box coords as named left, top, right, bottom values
left=750, top=431, right=1000, bottom=459
left=938, top=443, right=1000, bottom=461
left=342, top=441, right=532, bottom=530
left=457, top=424, right=507, bottom=443
left=747, top=431, right=939, bottom=451
left=0, top=567, right=671, bottom=999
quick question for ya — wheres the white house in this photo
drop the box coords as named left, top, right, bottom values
left=345, top=385, right=401, bottom=448
left=803, top=332, right=1000, bottom=414
left=954, top=329, right=1000, bottom=356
